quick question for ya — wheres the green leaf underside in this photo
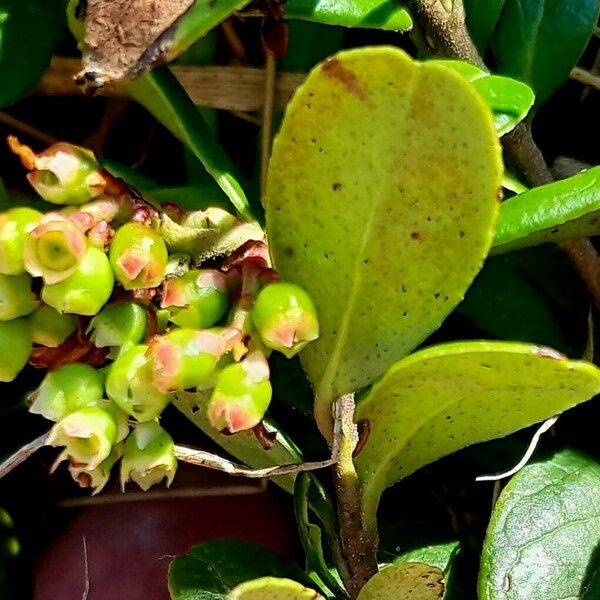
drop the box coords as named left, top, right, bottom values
left=284, top=0, right=412, bottom=31
left=229, top=577, right=324, bottom=599
left=357, top=563, right=445, bottom=599
left=172, top=390, right=301, bottom=494
left=464, top=0, right=506, bottom=52
left=430, top=60, right=534, bottom=136
left=395, top=540, right=460, bottom=573
left=493, top=0, right=600, bottom=105
left=168, top=540, right=313, bottom=600
left=0, top=0, right=64, bottom=108
left=493, top=166, right=600, bottom=254
left=127, top=67, right=255, bottom=223
left=479, top=449, right=600, bottom=600
left=354, top=341, right=600, bottom=531
left=266, top=47, right=502, bottom=430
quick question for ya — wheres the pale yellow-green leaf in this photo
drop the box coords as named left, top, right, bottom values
left=357, top=563, right=445, bottom=600
left=354, top=341, right=600, bottom=531
left=265, top=47, right=503, bottom=434
left=228, top=577, right=324, bottom=599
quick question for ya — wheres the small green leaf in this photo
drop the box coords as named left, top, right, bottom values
left=266, top=47, right=502, bottom=431
left=431, top=60, right=534, bottom=136
left=493, top=0, right=600, bottom=105
left=285, top=0, right=412, bottom=31
left=464, top=0, right=505, bottom=53
left=479, top=449, right=600, bottom=599
left=0, top=0, right=65, bottom=107
left=354, top=341, right=600, bottom=532
left=168, top=540, right=313, bottom=600
left=229, top=577, right=325, bottom=599
left=493, top=166, right=600, bottom=254
left=357, top=563, right=445, bottom=600
left=127, top=67, right=255, bottom=222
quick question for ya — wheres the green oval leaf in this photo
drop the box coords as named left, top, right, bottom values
left=464, top=0, right=506, bottom=53
left=354, top=341, right=600, bottom=531
left=229, top=577, right=325, bottom=599
left=168, top=540, right=314, bottom=600
left=0, top=0, right=65, bottom=107
left=479, top=449, right=600, bottom=599
left=430, top=60, right=534, bottom=136
left=493, top=0, right=600, bottom=105
left=493, top=166, right=600, bottom=254
left=266, top=47, right=503, bottom=431
left=357, top=563, right=445, bottom=600
left=285, top=0, right=412, bottom=31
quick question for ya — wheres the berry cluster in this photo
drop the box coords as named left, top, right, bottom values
left=1, top=138, right=319, bottom=494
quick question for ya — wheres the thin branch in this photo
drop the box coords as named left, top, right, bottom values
left=0, top=433, right=49, bottom=480
left=260, top=51, right=277, bottom=202
left=570, top=66, right=600, bottom=91
left=81, top=537, right=90, bottom=600
left=476, top=416, right=558, bottom=482
left=0, top=112, right=59, bottom=146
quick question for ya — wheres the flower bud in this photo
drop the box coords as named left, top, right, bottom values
left=47, top=406, right=117, bottom=470
left=251, top=282, right=319, bottom=358
left=29, top=305, right=76, bottom=347
left=0, top=274, right=38, bottom=321
left=106, top=345, right=169, bottom=421
left=23, top=214, right=87, bottom=283
left=161, top=269, right=228, bottom=329
left=0, top=318, right=32, bottom=382
left=0, top=207, right=41, bottom=275
left=68, top=442, right=123, bottom=495
left=89, top=301, right=147, bottom=356
left=207, top=351, right=272, bottom=434
left=109, top=223, right=167, bottom=290
left=147, top=329, right=226, bottom=393
left=29, top=363, right=104, bottom=421
left=120, top=421, right=177, bottom=491
left=42, top=246, right=114, bottom=315
left=9, top=138, right=107, bottom=205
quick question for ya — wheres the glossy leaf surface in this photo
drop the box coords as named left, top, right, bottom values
left=285, top=0, right=412, bottom=31
left=431, top=60, right=534, bottom=136
left=168, top=540, right=313, bottom=599
left=493, top=166, right=600, bottom=254
left=354, top=341, right=600, bottom=530
left=464, top=0, right=505, bottom=52
left=493, top=0, right=600, bottom=105
left=266, top=47, right=502, bottom=431
left=357, top=563, right=445, bottom=599
left=479, top=449, right=600, bottom=599
left=229, top=577, right=325, bottom=599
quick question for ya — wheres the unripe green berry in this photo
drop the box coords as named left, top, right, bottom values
left=120, top=421, right=177, bottom=491
left=106, top=344, right=169, bottom=422
left=0, top=318, right=31, bottom=381
left=42, top=246, right=114, bottom=316
left=161, top=269, right=228, bottom=329
left=89, top=302, right=147, bottom=356
left=29, top=305, right=76, bottom=347
left=29, top=363, right=104, bottom=421
left=0, top=207, right=41, bottom=275
left=47, top=406, right=117, bottom=470
left=207, top=351, right=272, bottom=434
left=0, top=274, right=38, bottom=321
left=251, top=282, right=319, bottom=358
left=147, top=329, right=226, bottom=393
left=109, top=223, right=168, bottom=290
left=26, top=143, right=106, bottom=205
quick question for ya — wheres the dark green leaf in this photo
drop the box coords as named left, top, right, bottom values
left=354, top=341, right=600, bottom=533
left=464, top=0, right=505, bottom=53
left=266, top=47, right=502, bottom=433
left=284, top=0, right=412, bottom=31
left=0, top=0, right=65, bottom=107
left=168, top=539, right=312, bottom=599
left=479, top=449, right=600, bottom=599
left=493, top=166, right=600, bottom=254
left=493, top=0, right=600, bottom=105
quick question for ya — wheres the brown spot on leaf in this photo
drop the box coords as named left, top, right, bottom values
left=353, top=420, right=371, bottom=457
left=411, top=231, right=421, bottom=240
left=332, top=182, right=342, bottom=191
left=253, top=423, right=277, bottom=450
left=322, top=58, right=367, bottom=100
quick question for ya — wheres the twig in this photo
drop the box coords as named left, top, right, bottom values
left=260, top=51, right=277, bottom=202
left=570, top=66, right=600, bottom=92
left=332, top=394, right=378, bottom=599
left=476, top=416, right=559, bottom=482
left=81, top=537, right=90, bottom=600
left=0, top=433, right=49, bottom=480
left=0, top=112, right=59, bottom=146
